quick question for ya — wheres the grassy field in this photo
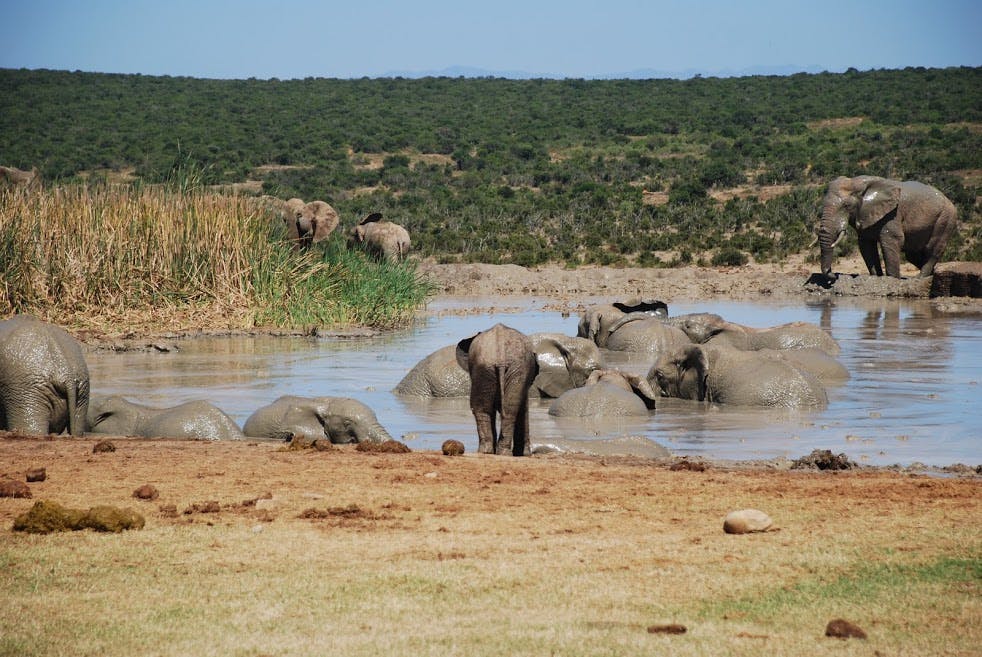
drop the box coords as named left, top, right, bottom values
left=0, top=437, right=978, bottom=656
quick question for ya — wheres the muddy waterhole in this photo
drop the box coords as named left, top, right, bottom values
left=86, top=297, right=980, bottom=467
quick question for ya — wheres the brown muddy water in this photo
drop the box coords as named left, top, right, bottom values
left=85, top=297, right=981, bottom=467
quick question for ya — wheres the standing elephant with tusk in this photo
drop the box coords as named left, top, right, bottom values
left=277, top=197, right=340, bottom=250
left=350, top=213, right=412, bottom=260
left=456, top=324, right=539, bottom=456
left=394, top=333, right=602, bottom=399
left=243, top=395, right=393, bottom=444
left=817, top=175, right=957, bottom=279
left=87, top=395, right=245, bottom=440
left=548, top=369, right=659, bottom=417
left=669, top=312, right=841, bottom=356
left=0, top=315, right=89, bottom=436
left=647, top=344, right=828, bottom=409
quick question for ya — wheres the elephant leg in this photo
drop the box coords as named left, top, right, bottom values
left=879, top=220, right=904, bottom=278
left=498, top=366, right=533, bottom=456
left=3, top=401, right=50, bottom=435
left=917, top=207, right=958, bottom=277
left=473, top=410, right=497, bottom=454
left=858, top=237, right=882, bottom=276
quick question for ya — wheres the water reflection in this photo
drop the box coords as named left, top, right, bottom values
left=85, top=297, right=981, bottom=467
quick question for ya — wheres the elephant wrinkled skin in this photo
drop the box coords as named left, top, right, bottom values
left=817, top=176, right=957, bottom=278
left=243, top=395, right=392, bottom=444
left=456, top=324, right=538, bottom=456
left=87, top=395, right=245, bottom=440
left=548, top=369, right=659, bottom=417
left=578, top=298, right=668, bottom=347
left=603, top=314, right=691, bottom=356
left=670, top=312, right=841, bottom=355
left=648, top=344, right=829, bottom=409
left=0, top=315, right=89, bottom=436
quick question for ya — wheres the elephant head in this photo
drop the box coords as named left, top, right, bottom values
left=243, top=395, right=392, bottom=444
left=817, top=176, right=901, bottom=277
left=528, top=333, right=603, bottom=397
left=584, top=369, right=659, bottom=409
left=280, top=198, right=339, bottom=249
left=647, top=344, right=709, bottom=402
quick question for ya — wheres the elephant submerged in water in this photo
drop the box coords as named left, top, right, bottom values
left=578, top=298, right=668, bottom=347
left=87, top=395, right=244, bottom=440
left=669, top=312, right=841, bottom=355
left=243, top=395, right=393, bottom=444
left=817, top=175, right=957, bottom=279
left=394, top=333, right=602, bottom=398
left=548, top=369, right=659, bottom=417
left=0, top=315, right=89, bottom=436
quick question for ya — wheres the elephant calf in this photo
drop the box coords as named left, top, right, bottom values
left=88, top=395, right=245, bottom=440
left=0, top=315, right=90, bottom=436
left=350, top=212, right=411, bottom=260
left=456, top=324, right=538, bottom=456
left=670, top=312, right=841, bottom=356
left=548, top=369, right=658, bottom=417
left=243, top=395, right=393, bottom=444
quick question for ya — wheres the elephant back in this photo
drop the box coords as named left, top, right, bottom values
left=605, top=317, right=690, bottom=356
left=548, top=382, right=650, bottom=417
left=394, top=345, right=470, bottom=397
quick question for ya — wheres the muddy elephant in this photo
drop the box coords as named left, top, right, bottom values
left=817, top=175, right=957, bottom=278
left=243, top=395, right=393, bottom=444
left=669, top=313, right=841, bottom=356
left=647, top=344, right=828, bottom=409
left=456, top=324, right=538, bottom=456
left=394, top=333, right=602, bottom=399
left=578, top=298, right=668, bottom=347
left=277, top=197, right=340, bottom=249
left=350, top=213, right=411, bottom=260
left=0, top=315, right=89, bottom=436
left=603, top=314, right=691, bottom=356
left=87, top=395, right=245, bottom=440
left=548, top=369, right=659, bottom=417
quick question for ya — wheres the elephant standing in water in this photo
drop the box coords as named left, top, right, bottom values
left=0, top=315, right=89, bottom=436
left=548, top=369, right=659, bottom=417
left=456, top=324, right=538, bottom=456
left=394, top=333, right=601, bottom=399
left=243, top=395, right=393, bottom=444
left=817, top=176, right=957, bottom=278
left=648, top=344, right=828, bottom=409
left=670, top=312, right=841, bottom=355
left=87, top=396, right=244, bottom=440
left=350, top=213, right=411, bottom=260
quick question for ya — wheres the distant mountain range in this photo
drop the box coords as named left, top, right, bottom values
left=381, top=64, right=831, bottom=80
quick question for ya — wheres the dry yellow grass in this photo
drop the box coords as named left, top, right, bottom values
left=1, top=435, right=979, bottom=656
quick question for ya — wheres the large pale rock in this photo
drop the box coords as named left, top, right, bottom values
left=930, top=262, right=982, bottom=298
left=723, top=508, right=773, bottom=534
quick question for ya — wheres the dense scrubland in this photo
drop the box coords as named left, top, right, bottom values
left=1, top=67, right=980, bottom=327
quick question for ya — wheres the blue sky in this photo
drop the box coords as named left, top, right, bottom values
left=2, top=0, right=979, bottom=79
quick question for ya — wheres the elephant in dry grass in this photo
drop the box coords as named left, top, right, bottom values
left=350, top=213, right=411, bottom=260
left=456, top=324, right=538, bottom=456
left=272, top=197, right=339, bottom=249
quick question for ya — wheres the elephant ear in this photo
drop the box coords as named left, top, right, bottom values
left=308, top=202, right=340, bottom=243
left=360, top=212, right=384, bottom=226
left=455, top=335, right=476, bottom=372
left=613, top=298, right=668, bottom=317
left=622, top=372, right=659, bottom=409
left=533, top=337, right=577, bottom=397
left=857, top=179, right=901, bottom=230
left=677, top=345, right=710, bottom=402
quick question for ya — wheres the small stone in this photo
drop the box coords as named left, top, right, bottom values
left=0, top=479, right=32, bottom=498
left=723, top=509, right=773, bottom=534
left=92, top=440, right=116, bottom=453
left=647, top=623, right=687, bottom=634
left=25, top=468, right=46, bottom=482
left=442, top=439, right=465, bottom=456
left=825, top=618, right=867, bottom=639
left=133, top=484, right=159, bottom=500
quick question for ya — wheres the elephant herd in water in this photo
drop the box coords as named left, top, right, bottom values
left=0, top=300, right=848, bottom=457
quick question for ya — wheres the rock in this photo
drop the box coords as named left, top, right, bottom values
left=791, top=449, right=856, bottom=470
left=723, top=509, right=773, bottom=534
left=0, top=479, right=32, bottom=498
left=669, top=459, right=706, bottom=471
left=92, top=440, right=116, bottom=453
left=442, top=439, right=465, bottom=456
left=930, top=262, right=982, bottom=298
left=647, top=623, right=687, bottom=634
left=825, top=618, right=867, bottom=639
left=25, top=468, right=46, bottom=482
left=133, top=484, right=159, bottom=500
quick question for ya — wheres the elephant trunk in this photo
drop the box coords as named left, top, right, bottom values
left=818, top=202, right=848, bottom=277
left=362, top=423, right=394, bottom=444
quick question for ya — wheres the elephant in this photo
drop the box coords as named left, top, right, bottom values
left=817, top=175, right=957, bottom=279
left=669, top=312, right=841, bottom=356
left=647, top=344, right=828, bottom=409
left=0, top=165, right=39, bottom=188
left=277, top=197, right=340, bottom=249
left=243, top=395, right=393, bottom=444
left=87, top=395, right=245, bottom=440
left=394, top=333, right=602, bottom=399
left=602, top=313, right=691, bottom=356
left=456, top=323, right=538, bottom=456
left=350, top=213, right=411, bottom=260
left=548, top=369, right=659, bottom=417
left=0, top=315, right=89, bottom=436
left=577, top=298, right=668, bottom=347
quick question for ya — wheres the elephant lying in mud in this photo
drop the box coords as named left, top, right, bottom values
left=243, top=395, right=393, bottom=444
left=648, top=344, right=829, bottom=409
left=394, top=333, right=602, bottom=398
left=548, top=369, right=659, bottom=417
left=0, top=315, right=89, bottom=436
left=87, top=396, right=245, bottom=440
left=350, top=213, right=411, bottom=260
left=669, top=312, right=841, bottom=355
left=578, top=298, right=668, bottom=347
left=603, top=314, right=691, bottom=357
